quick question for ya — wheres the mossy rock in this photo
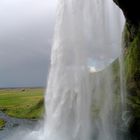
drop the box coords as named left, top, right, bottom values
left=123, top=23, right=140, bottom=139
left=124, top=24, right=140, bottom=97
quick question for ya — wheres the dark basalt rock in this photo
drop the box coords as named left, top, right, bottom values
left=113, top=0, right=140, bottom=25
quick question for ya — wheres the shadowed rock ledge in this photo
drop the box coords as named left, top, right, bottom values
left=113, top=0, right=140, bottom=25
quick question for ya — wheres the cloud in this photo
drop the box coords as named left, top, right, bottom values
left=0, top=0, right=123, bottom=87
left=0, top=0, right=57, bottom=87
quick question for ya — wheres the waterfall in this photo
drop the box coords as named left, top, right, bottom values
left=3, top=0, right=125, bottom=140
left=43, top=0, right=125, bottom=140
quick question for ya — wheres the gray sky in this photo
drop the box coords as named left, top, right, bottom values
left=0, top=0, right=57, bottom=88
left=0, top=0, right=124, bottom=88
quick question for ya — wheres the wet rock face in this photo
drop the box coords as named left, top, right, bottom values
left=113, top=0, right=140, bottom=139
left=124, top=24, right=140, bottom=140
left=113, top=0, right=140, bottom=24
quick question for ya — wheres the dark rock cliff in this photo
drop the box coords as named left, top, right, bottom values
left=113, top=0, right=140, bottom=139
left=113, top=0, right=140, bottom=25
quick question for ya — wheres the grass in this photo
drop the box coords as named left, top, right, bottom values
left=0, top=119, right=6, bottom=129
left=0, top=88, right=45, bottom=119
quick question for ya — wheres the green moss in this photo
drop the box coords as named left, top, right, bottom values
left=127, top=96, right=140, bottom=117
left=124, top=25, right=140, bottom=98
left=125, top=34, right=140, bottom=81
left=123, top=23, right=140, bottom=138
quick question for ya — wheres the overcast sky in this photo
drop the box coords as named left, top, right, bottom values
left=0, top=0, right=124, bottom=88
left=0, top=0, right=57, bottom=88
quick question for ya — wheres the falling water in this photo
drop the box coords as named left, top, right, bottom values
left=43, top=0, right=125, bottom=140
left=3, top=0, right=125, bottom=140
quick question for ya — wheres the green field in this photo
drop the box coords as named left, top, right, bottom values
left=0, top=88, right=45, bottom=119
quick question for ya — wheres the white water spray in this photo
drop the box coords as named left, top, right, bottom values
left=3, top=0, right=125, bottom=140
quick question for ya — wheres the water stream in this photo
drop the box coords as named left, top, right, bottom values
left=0, top=111, right=37, bottom=139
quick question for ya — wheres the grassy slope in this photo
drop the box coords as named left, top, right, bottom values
left=0, top=88, right=45, bottom=119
